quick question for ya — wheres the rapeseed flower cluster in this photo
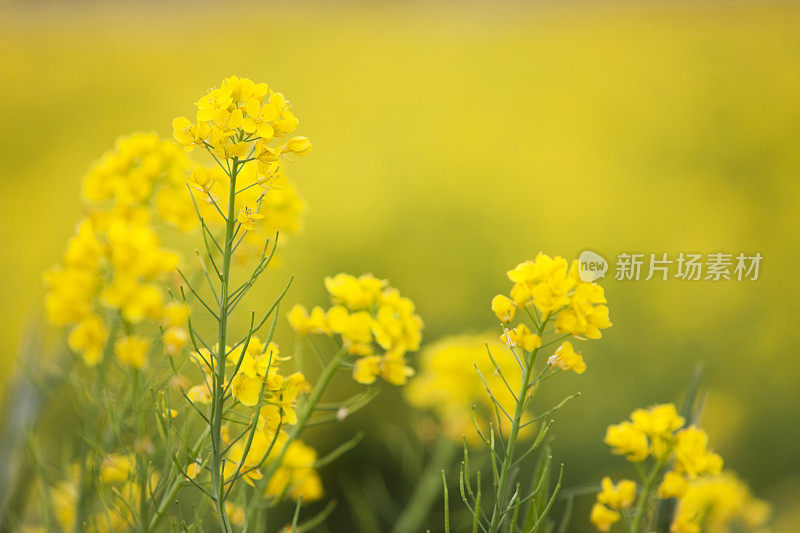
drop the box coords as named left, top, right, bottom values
left=170, top=76, right=309, bottom=261
left=492, top=253, right=611, bottom=375
left=172, top=75, right=309, bottom=168
left=43, top=134, right=191, bottom=369
left=496, top=253, right=611, bottom=337
left=591, top=402, right=769, bottom=532
left=288, top=273, right=423, bottom=385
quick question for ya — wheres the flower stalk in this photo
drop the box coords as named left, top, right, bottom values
left=487, top=315, right=547, bottom=533
left=208, top=154, right=241, bottom=532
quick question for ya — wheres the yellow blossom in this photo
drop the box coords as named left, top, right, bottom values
left=324, top=273, right=385, bottom=311
left=264, top=441, right=323, bottom=503
left=555, top=282, right=612, bottom=339
left=115, top=336, right=149, bottom=369
left=546, top=341, right=586, bottom=374
left=673, top=427, right=723, bottom=478
left=221, top=75, right=268, bottom=105
left=282, top=136, right=312, bottom=156
left=507, top=254, right=575, bottom=312
left=172, top=117, right=210, bottom=150
left=658, top=470, right=688, bottom=498
left=186, top=459, right=203, bottom=480
left=590, top=503, right=620, bottom=532
left=500, top=323, right=541, bottom=352
left=597, top=477, right=636, bottom=509
left=292, top=274, right=422, bottom=387
left=195, top=87, right=233, bottom=122
left=632, top=403, right=684, bottom=436
left=491, top=294, right=516, bottom=323
left=100, top=454, right=135, bottom=484
left=190, top=166, right=216, bottom=193
left=243, top=98, right=278, bottom=139
left=405, top=335, right=526, bottom=443
left=604, top=421, right=649, bottom=462
left=163, top=302, right=189, bottom=328
left=237, top=206, right=265, bottom=231
left=163, top=327, right=189, bottom=356
left=380, top=349, right=415, bottom=385
left=672, top=472, right=770, bottom=532
left=225, top=503, right=246, bottom=528
left=353, top=355, right=382, bottom=385
left=67, top=314, right=107, bottom=366
left=187, top=384, right=211, bottom=405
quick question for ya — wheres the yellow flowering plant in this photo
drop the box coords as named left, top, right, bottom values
left=590, top=372, right=770, bottom=533
left=25, top=76, right=411, bottom=532
left=408, top=254, right=613, bottom=533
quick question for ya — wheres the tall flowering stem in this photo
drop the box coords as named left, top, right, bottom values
left=487, top=314, right=548, bottom=533
left=169, top=76, right=314, bottom=530
left=454, top=254, right=611, bottom=533
left=208, top=154, right=241, bottom=531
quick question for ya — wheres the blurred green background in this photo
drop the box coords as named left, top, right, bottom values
left=1, top=1, right=799, bottom=530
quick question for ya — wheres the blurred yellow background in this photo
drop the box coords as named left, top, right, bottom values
left=1, top=2, right=799, bottom=530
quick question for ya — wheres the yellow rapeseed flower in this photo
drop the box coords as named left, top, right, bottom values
left=658, top=470, right=688, bottom=498
left=67, top=314, right=107, bottom=366
left=501, top=323, right=541, bottom=352
left=115, top=336, right=150, bottom=369
left=604, top=421, right=649, bottom=462
left=597, top=477, right=636, bottom=509
left=237, top=206, right=265, bottom=232
left=673, top=427, right=723, bottom=478
left=491, top=294, right=516, bottom=323
left=590, top=503, right=620, bottom=532
left=547, top=341, right=587, bottom=374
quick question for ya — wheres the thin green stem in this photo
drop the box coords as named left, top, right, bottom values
left=487, top=314, right=548, bottom=533
left=630, top=455, right=668, bottom=533
left=133, top=369, right=150, bottom=531
left=209, top=155, right=241, bottom=532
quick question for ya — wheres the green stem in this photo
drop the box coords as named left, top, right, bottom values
left=391, top=436, right=460, bottom=533
left=210, top=155, right=240, bottom=532
left=488, top=314, right=548, bottom=533
left=630, top=456, right=667, bottom=533
left=149, top=427, right=211, bottom=530
left=134, top=369, right=150, bottom=531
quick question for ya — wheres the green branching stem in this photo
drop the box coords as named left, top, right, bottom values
left=630, top=454, right=669, bottom=533
left=487, top=314, right=549, bottom=533
left=209, top=154, right=242, bottom=532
